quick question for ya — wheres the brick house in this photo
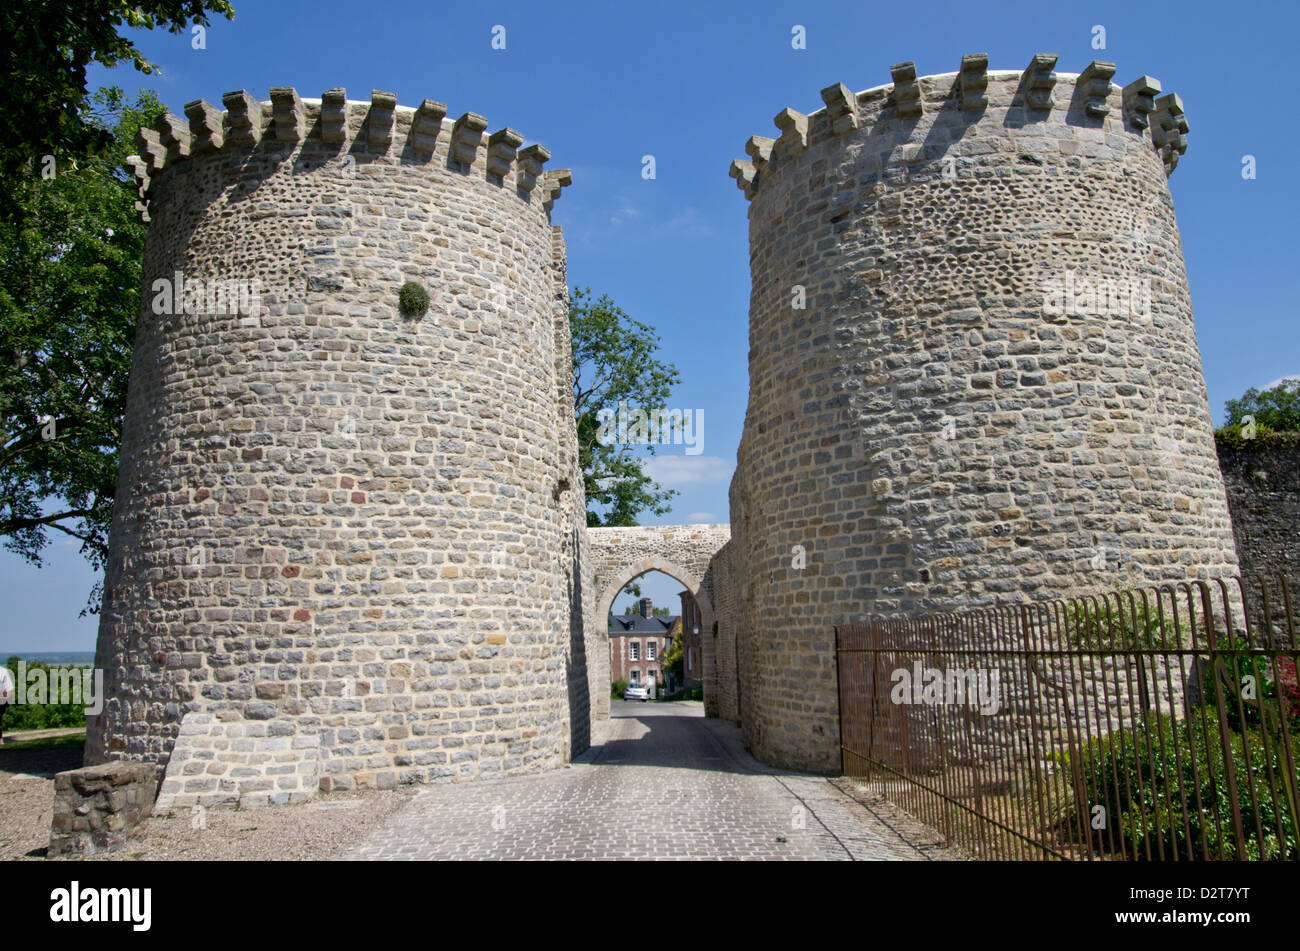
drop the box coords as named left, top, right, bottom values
left=677, top=589, right=704, bottom=687
left=609, top=598, right=680, bottom=691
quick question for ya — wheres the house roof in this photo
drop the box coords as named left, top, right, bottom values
left=608, top=614, right=680, bottom=634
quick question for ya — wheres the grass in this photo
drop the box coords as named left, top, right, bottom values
left=0, top=731, right=86, bottom=752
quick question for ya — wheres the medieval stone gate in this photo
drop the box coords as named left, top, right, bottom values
left=90, top=56, right=1245, bottom=809
left=585, top=525, right=731, bottom=720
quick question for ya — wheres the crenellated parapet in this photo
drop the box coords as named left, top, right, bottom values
left=129, top=86, right=571, bottom=220
left=729, top=54, right=1190, bottom=199
left=726, top=52, right=1235, bottom=778
left=94, top=81, right=586, bottom=803
left=1150, top=92, right=1189, bottom=174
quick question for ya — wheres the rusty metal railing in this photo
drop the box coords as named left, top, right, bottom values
left=834, top=575, right=1300, bottom=860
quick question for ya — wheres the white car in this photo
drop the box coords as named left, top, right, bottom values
left=624, top=683, right=650, bottom=701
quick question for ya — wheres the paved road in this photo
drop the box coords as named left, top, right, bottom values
left=344, top=700, right=931, bottom=860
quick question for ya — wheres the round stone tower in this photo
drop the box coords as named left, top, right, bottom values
left=88, top=87, right=585, bottom=806
left=724, top=56, right=1240, bottom=773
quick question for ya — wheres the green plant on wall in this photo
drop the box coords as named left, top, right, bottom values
left=398, top=281, right=429, bottom=318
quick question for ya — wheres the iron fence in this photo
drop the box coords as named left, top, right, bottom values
left=834, top=575, right=1300, bottom=860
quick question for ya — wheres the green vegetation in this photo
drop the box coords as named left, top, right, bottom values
left=664, top=631, right=684, bottom=684
left=1051, top=594, right=1300, bottom=860
left=1064, top=595, right=1178, bottom=652
left=0, top=731, right=86, bottom=752
left=1054, top=637, right=1299, bottom=860
left=611, top=678, right=628, bottom=700
left=398, top=280, right=429, bottom=318
left=571, top=287, right=680, bottom=526
left=1223, top=378, right=1300, bottom=431
left=1216, top=378, right=1300, bottom=448
left=1059, top=709, right=1298, bottom=860
left=2, top=657, right=92, bottom=732
left=662, top=685, right=703, bottom=702
left=0, top=87, right=165, bottom=615
left=0, top=0, right=234, bottom=221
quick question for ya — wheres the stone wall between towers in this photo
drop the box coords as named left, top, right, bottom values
left=1218, top=435, right=1300, bottom=581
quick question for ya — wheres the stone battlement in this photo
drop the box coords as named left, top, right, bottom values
left=730, top=55, right=1188, bottom=200
left=715, top=54, right=1236, bottom=774
left=129, top=87, right=572, bottom=222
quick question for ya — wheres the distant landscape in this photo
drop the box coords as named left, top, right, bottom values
left=1, top=652, right=95, bottom=666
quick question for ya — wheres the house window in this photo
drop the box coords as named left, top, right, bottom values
left=629, top=641, right=639, bottom=661
left=647, top=641, right=656, bottom=661
left=630, top=669, right=640, bottom=683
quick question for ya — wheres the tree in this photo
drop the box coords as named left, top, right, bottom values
left=1224, top=378, right=1300, bottom=432
left=0, top=87, right=164, bottom=614
left=571, top=287, right=680, bottom=526
left=0, top=1, right=234, bottom=221
left=663, top=631, right=684, bottom=684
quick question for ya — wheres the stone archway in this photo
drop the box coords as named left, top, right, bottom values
left=585, top=525, right=730, bottom=725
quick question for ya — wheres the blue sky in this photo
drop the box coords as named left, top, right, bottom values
left=2, top=0, right=1296, bottom=650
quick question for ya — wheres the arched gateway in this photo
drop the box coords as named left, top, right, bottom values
left=586, top=525, right=731, bottom=720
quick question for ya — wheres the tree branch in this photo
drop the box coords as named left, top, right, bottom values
left=0, top=507, right=99, bottom=536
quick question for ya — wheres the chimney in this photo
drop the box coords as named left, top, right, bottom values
left=638, top=597, right=652, bottom=618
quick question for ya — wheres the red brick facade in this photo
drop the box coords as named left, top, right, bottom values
left=609, top=598, right=679, bottom=690
left=677, top=589, right=704, bottom=687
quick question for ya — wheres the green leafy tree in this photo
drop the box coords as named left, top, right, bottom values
left=0, top=87, right=164, bottom=614
left=1224, top=379, right=1300, bottom=432
left=571, top=287, right=680, bottom=526
left=0, top=0, right=234, bottom=220
left=664, top=632, right=684, bottom=684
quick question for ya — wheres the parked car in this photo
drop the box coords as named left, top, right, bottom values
left=624, top=683, right=650, bottom=701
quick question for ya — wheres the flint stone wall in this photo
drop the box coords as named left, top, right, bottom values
left=1218, top=434, right=1300, bottom=580
left=49, top=761, right=159, bottom=857
left=88, top=89, right=588, bottom=808
left=725, top=57, right=1239, bottom=773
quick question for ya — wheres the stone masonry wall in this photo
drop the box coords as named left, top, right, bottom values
left=88, top=88, right=581, bottom=807
left=49, top=761, right=159, bottom=857
left=1218, top=434, right=1300, bottom=579
left=725, top=56, right=1240, bottom=774
left=586, top=525, right=729, bottom=720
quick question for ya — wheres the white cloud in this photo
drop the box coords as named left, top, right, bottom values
left=608, top=198, right=642, bottom=227
left=1264, top=374, right=1300, bottom=390
left=642, top=455, right=733, bottom=487
left=685, top=512, right=720, bottom=524
left=655, top=207, right=714, bottom=237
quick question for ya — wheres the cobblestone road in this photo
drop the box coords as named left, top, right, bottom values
left=344, top=701, right=936, bottom=860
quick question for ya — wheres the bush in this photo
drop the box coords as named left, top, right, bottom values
left=2, top=657, right=91, bottom=732
left=1058, top=709, right=1299, bottom=860
left=611, top=678, right=627, bottom=700
left=398, top=280, right=429, bottom=318
left=1215, top=421, right=1278, bottom=451
left=1064, top=596, right=1176, bottom=651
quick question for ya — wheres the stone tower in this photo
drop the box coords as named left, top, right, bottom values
left=87, top=87, right=586, bottom=806
left=721, top=56, right=1240, bottom=773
